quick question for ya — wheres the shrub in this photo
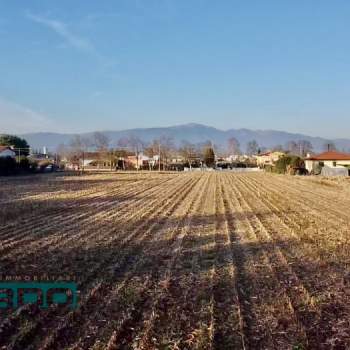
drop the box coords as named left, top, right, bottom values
left=19, top=157, right=30, bottom=171
left=274, top=156, right=305, bottom=174
left=28, top=159, right=39, bottom=173
left=264, top=165, right=274, bottom=173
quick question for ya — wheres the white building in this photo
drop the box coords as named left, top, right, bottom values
left=256, top=151, right=285, bottom=168
left=226, top=154, right=251, bottom=162
left=0, top=146, right=16, bottom=158
left=305, top=151, right=350, bottom=173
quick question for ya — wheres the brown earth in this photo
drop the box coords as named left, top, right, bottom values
left=0, top=171, right=350, bottom=350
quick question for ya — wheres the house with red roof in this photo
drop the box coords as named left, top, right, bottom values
left=305, top=151, right=350, bottom=174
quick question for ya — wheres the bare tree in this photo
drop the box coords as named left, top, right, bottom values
left=160, top=136, right=175, bottom=168
left=285, top=141, right=298, bottom=155
left=271, top=144, right=284, bottom=152
left=179, top=140, right=197, bottom=169
left=55, top=143, right=69, bottom=166
left=70, top=135, right=93, bottom=153
left=246, top=140, right=259, bottom=156
left=70, top=135, right=83, bottom=152
left=147, top=136, right=175, bottom=170
left=91, top=132, right=110, bottom=168
left=69, top=135, right=93, bottom=171
left=286, top=140, right=313, bottom=156
left=123, top=135, right=145, bottom=170
left=298, top=140, right=313, bottom=157
left=227, top=137, right=241, bottom=155
left=144, top=139, right=160, bottom=170
left=56, top=143, right=69, bottom=158
left=93, top=132, right=110, bottom=151
left=116, top=137, right=129, bottom=148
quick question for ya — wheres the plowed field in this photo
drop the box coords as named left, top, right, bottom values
left=1, top=172, right=350, bottom=350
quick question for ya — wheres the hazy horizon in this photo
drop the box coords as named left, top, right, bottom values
left=4, top=122, right=348, bottom=142
left=1, top=1, right=350, bottom=138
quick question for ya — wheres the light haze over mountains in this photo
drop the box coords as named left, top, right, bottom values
left=20, top=123, right=350, bottom=153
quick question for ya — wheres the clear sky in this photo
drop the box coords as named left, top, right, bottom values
left=0, top=0, right=349, bottom=138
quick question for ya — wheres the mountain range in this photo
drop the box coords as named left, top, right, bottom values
left=20, top=123, right=350, bottom=153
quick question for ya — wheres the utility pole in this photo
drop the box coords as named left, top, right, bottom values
left=82, top=151, right=85, bottom=174
left=158, top=142, right=161, bottom=172
left=135, top=144, right=140, bottom=172
left=189, top=148, right=192, bottom=171
left=110, top=151, right=113, bottom=171
left=14, top=147, right=31, bottom=162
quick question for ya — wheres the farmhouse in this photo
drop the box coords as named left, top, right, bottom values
left=226, top=154, right=251, bottom=162
left=256, top=151, right=285, bottom=168
left=305, top=151, right=350, bottom=173
left=125, top=154, right=151, bottom=169
left=62, top=152, right=113, bottom=170
left=0, top=146, right=16, bottom=158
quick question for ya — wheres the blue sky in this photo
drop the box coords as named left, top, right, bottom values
left=0, top=0, right=349, bottom=138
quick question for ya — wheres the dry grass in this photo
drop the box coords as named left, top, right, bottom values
left=0, top=171, right=350, bottom=349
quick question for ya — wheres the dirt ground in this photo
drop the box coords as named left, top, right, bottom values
left=0, top=171, right=350, bottom=350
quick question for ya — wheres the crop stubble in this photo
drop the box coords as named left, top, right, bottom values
left=0, top=172, right=350, bottom=350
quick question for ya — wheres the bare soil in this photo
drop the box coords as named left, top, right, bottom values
left=0, top=171, right=350, bottom=350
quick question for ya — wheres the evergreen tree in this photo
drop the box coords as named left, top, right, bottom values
left=0, top=134, right=30, bottom=156
left=203, top=147, right=215, bottom=167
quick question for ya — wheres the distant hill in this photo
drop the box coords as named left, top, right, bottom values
left=20, top=123, right=350, bottom=153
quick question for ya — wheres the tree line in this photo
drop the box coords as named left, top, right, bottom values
left=59, top=132, right=343, bottom=162
left=0, top=131, right=345, bottom=175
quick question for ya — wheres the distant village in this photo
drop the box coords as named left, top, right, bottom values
left=1, top=132, right=350, bottom=176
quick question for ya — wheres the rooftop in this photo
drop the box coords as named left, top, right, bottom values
left=0, top=146, right=13, bottom=152
left=307, top=151, right=350, bottom=161
left=258, top=151, right=285, bottom=157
